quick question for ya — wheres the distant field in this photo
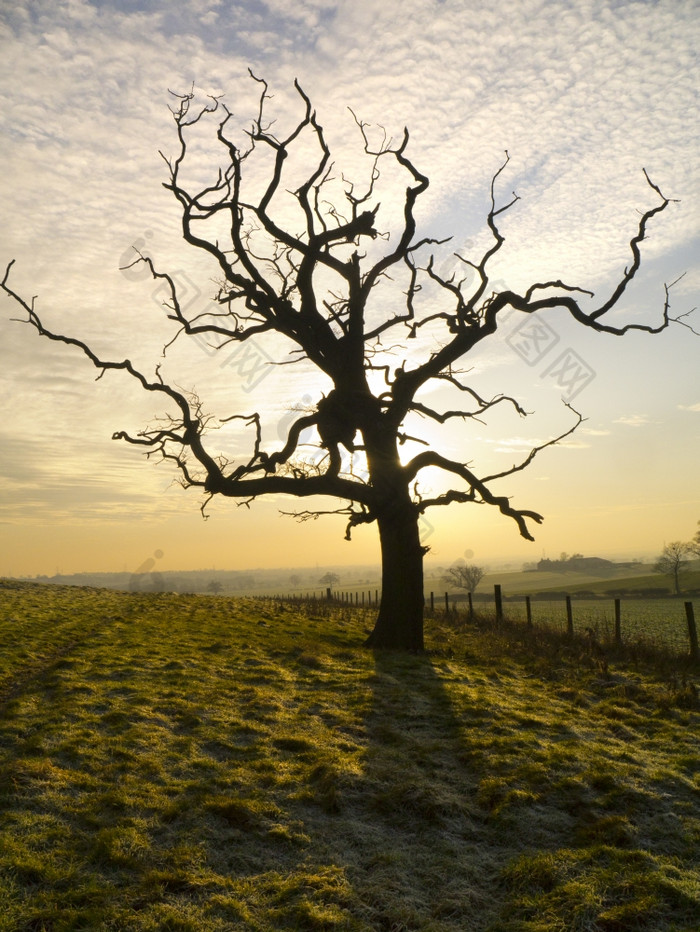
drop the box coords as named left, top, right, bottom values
left=508, top=570, right=700, bottom=597
left=0, top=581, right=698, bottom=931
left=499, top=598, right=696, bottom=655
left=308, top=566, right=700, bottom=603
left=479, top=567, right=652, bottom=595
left=443, top=567, right=700, bottom=598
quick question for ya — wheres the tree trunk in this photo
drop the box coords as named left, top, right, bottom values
left=365, top=501, right=425, bottom=651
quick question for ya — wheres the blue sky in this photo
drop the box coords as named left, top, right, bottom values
left=1, top=0, right=698, bottom=576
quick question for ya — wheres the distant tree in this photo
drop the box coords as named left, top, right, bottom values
left=688, top=521, right=700, bottom=559
left=654, top=541, right=692, bottom=595
left=207, top=579, right=223, bottom=594
left=2, top=73, right=694, bottom=650
left=319, top=572, right=340, bottom=587
left=444, top=563, right=485, bottom=595
left=289, top=574, right=301, bottom=587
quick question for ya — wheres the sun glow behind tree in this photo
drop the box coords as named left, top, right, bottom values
left=3, top=72, right=695, bottom=648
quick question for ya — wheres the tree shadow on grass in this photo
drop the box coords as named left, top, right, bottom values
left=341, top=647, right=503, bottom=930
left=338, top=630, right=700, bottom=932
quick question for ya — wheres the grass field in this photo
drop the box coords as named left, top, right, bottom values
left=483, top=598, right=696, bottom=656
left=0, top=580, right=698, bottom=931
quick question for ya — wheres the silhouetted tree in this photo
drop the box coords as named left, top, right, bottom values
left=444, top=563, right=485, bottom=595
left=688, top=521, right=700, bottom=559
left=654, top=541, right=692, bottom=595
left=3, top=74, right=694, bottom=649
left=319, top=572, right=340, bottom=587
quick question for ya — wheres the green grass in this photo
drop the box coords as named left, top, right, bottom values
left=0, top=580, right=698, bottom=930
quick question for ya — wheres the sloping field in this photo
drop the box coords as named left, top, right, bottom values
left=0, top=581, right=698, bottom=931
left=502, top=570, right=700, bottom=597
left=435, top=568, right=700, bottom=599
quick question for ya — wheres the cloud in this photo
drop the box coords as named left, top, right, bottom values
left=0, top=431, right=180, bottom=524
left=678, top=402, right=700, bottom=413
left=484, top=434, right=590, bottom=454
left=613, top=415, right=650, bottom=427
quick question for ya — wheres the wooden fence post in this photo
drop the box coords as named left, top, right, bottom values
left=525, top=595, right=532, bottom=629
left=430, top=592, right=435, bottom=613
left=685, top=602, right=699, bottom=662
left=494, top=584, right=503, bottom=625
left=614, top=598, right=622, bottom=647
left=326, top=587, right=332, bottom=601
left=468, top=592, right=473, bottom=620
left=444, top=591, right=449, bottom=613
left=565, top=595, right=573, bottom=637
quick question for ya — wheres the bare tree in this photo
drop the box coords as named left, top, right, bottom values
left=654, top=541, right=692, bottom=596
left=688, top=521, right=700, bottom=559
left=444, top=563, right=485, bottom=595
left=2, top=74, right=694, bottom=649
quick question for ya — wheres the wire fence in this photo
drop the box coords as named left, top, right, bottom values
left=268, top=585, right=698, bottom=661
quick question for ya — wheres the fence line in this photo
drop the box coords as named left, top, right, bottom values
left=270, top=584, right=697, bottom=659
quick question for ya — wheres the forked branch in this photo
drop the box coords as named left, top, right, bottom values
left=406, top=405, right=585, bottom=540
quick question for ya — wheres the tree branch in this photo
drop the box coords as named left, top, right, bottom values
left=405, top=405, right=584, bottom=539
left=1, top=259, right=376, bottom=514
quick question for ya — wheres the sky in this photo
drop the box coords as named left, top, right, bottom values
left=0, top=0, right=698, bottom=579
